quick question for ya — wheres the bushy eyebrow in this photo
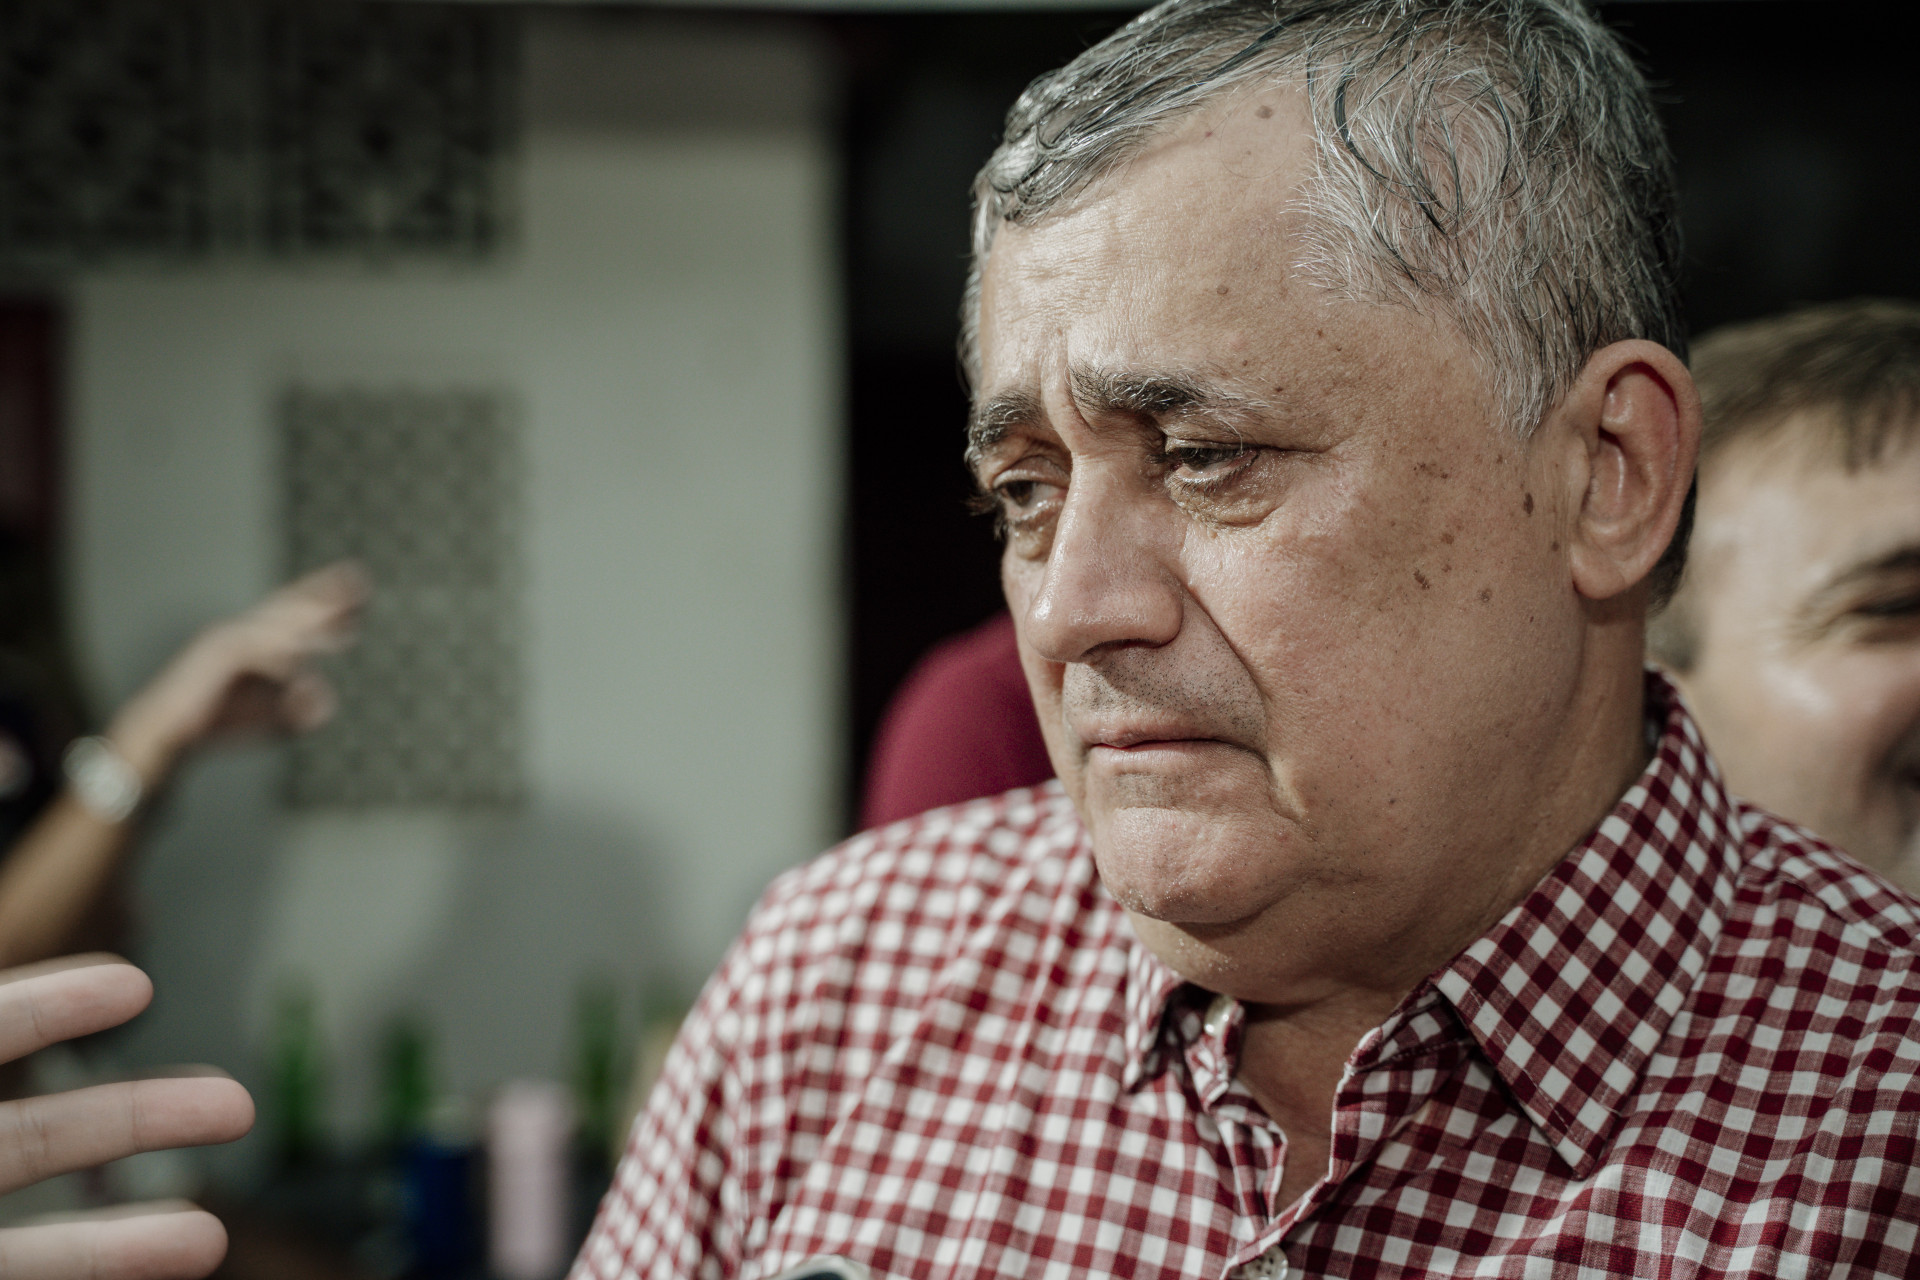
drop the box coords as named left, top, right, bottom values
left=1071, top=368, right=1237, bottom=420
left=965, top=391, right=1044, bottom=470
left=965, top=368, right=1269, bottom=469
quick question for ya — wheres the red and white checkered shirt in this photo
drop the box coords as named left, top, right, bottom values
left=574, top=675, right=1920, bottom=1279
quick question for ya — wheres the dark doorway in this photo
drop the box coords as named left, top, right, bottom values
left=836, top=10, right=1135, bottom=825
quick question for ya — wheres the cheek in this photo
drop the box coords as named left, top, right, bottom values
left=1005, top=552, right=1075, bottom=770
left=1723, top=648, right=1920, bottom=795
left=1788, top=650, right=1920, bottom=775
left=1001, top=548, right=1035, bottom=614
left=1178, top=477, right=1543, bottom=693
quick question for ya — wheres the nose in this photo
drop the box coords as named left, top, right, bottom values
left=1019, top=468, right=1184, bottom=665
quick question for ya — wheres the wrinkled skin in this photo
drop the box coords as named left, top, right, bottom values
left=969, top=85, right=1697, bottom=1208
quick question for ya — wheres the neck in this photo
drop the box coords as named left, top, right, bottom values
left=1135, top=620, right=1654, bottom=1023
left=1218, top=622, right=1654, bottom=1174
left=1216, top=637, right=1652, bottom=1211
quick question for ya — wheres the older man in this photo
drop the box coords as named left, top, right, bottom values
left=1650, top=300, right=1920, bottom=890
left=576, top=2, right=1920, bottom=1277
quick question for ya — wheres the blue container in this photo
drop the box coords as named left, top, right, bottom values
left=402, top=1138, right=477, bottom=1277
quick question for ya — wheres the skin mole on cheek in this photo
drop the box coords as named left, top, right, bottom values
left=1256, top=104, right=1274, bottom=118
left=1440, top=531, right=1455, bottom=544
left=1413, top=569, right=1431, bottom=590
left=1217, top=283, right=1230, bottom=296
left=1478, top=587, right=1493, bottom=603
left=1523, top=493, right=1535, bottom=515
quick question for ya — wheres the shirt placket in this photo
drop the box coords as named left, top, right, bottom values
left=1177, top=994, right=1297, bottom=1280
left=1188, top=992, right=1467, bottom=1280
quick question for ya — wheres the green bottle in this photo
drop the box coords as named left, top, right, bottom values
left=570, top=976, right=621, bottom=1174
left=379, top=1014, right=433, bottom=1153
left=269, top=980, right=325, bottom=1170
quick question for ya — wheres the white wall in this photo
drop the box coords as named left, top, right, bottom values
left=64, top=11, right=842, bottom=1155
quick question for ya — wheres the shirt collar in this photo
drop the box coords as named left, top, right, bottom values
left=1432, top=670, right=1745, bottom=1177
left=1122, top=934, right=1187, bottom=1089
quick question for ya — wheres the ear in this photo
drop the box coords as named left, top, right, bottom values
left=1557, top=340, right=1701, bottom=603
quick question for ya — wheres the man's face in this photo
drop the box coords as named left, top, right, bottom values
left=970, top=89, right=1598, bottom=999
left=1676, top=432, right=1920, bottom=881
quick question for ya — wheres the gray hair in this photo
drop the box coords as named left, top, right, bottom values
left=962, top=0, right=1686, bottom=440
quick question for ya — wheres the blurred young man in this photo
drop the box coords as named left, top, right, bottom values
left=576, top=4, right=1920, bottom=1277
left=1652, top=300, right=1920, bottom=888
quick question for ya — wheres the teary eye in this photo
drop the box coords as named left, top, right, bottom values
left=972, top=468, right=1065, bottom=558
left=1165, top=441, right=1254, bottom=476
left=995, top=478, right=1044, bottom=510
left=982, top=470, right=1064, bottom=530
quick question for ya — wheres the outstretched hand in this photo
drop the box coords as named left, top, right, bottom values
left=0, top=957, right=254, bottom=1279
left=104, top=563, right=369, bottom=789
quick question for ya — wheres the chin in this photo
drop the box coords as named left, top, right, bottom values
left=1088, top=803, right=1299, bottom=926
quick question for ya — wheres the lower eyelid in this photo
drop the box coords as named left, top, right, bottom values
left=1171, top=451, right=1259, bottom=482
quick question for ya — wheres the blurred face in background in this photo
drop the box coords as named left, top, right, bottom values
left=1674, top=429, right=1920, bottom=882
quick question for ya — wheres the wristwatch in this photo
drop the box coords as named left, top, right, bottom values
left=63, top=736, right=144, bottom=824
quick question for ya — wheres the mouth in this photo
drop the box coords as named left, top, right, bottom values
left=1082, top=726, right=1231, bottom=754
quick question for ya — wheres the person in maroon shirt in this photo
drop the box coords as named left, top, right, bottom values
left=578, top=2, right=1920, bottom=1276
left=861, top=612, right=1052, bottom=830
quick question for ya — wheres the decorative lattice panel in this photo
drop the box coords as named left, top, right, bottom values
left=0, top=0, right=513, bottom=266
left=282, top=386, right=522, bottom=807
left=260, top=3, right=511, bottom=255
left=0, top=0, right=225, bottom=259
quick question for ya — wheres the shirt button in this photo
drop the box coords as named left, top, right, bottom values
left=1204, top=992, right=1236, bottom=1039
left=1231, top=1246, right=1288, bottom=1280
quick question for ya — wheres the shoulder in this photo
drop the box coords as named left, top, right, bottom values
left=769, top=779, right=1081, bottom=916
left=901, top=611, right=1024, bottom=689
left=714, top=782, right=1097, bottom=1031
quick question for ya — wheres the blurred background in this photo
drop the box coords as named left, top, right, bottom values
left=0, top=0, right=1914, bottom=1275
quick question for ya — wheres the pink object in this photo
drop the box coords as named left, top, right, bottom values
left=860, top=612, right=1053, bottom=829
left=487, top=1080, right=573, bottom=1280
